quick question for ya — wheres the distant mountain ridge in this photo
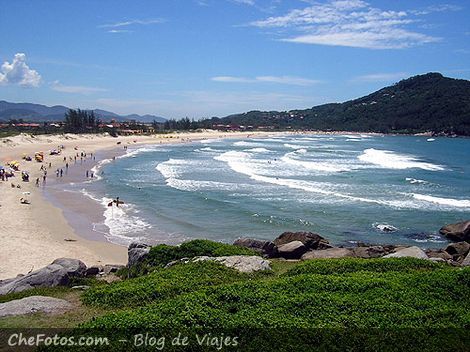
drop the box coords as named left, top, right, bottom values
left=0, top=101, right=166, bottom=123
left=214, top=72, right=470, bottom=136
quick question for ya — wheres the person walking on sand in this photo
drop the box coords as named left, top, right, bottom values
left=35, top=178, right=40, bottom=186
left=86, top=170, right=89, bottom=178
left=43, top=174, right=46, bottom=184
left=60, top=169, right=63, bottom=177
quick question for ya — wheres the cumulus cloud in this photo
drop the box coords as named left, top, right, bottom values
left=0, top=53, right=41, bottom=87
left=211, top=75, right=320, bottom=86
left=249, top=0, right=443, bottom=49
left=51, top=81, right=107, bottom=95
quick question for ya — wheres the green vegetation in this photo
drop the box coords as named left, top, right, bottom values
left=83, top=261, right=262, bottom=308
left=209, top=73, right=470, bottom=136
left=76, top=258, right=469, bottom=351
left=3, top=242, right=469, bottom=351
left=127, top=239, right=256, bottom=277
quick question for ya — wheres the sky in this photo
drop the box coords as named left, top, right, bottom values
left=0, top=0, right=469, bottom=119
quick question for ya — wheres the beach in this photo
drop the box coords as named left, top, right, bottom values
left=0, top=131, right=278, bottom=280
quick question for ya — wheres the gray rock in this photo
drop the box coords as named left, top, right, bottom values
left=85, top=266, right=103, bottom=277
left=127, top=242, right=151, bottom=268
left=383, top=246, right=428, bottom=260
left=462, top=252, right=470, bottom=267
left=302, top=247, right=354, bottom=260
left=0, top=296, right=72, bottom=317
left=0, top=258, right=87, bottom=295
left=444, top=242, right=470, bottom=258
left=428, top=257, right=446, bottom=263
left=352, top=246, right=385, bottom=258
left=277, top=241, right=308, bottom=259
left=233, top=238, right=278, bottom=258
left=426, top=250, right=453, bottom=261
left=274, top=232, right=330, bottom=250
left=192, top=256, right=271, bottom=273
left=103, top=264, right=125, bottom=275
left=439, top=220, right=470, bottom=242
left=129, top=242, right=151, bottom=250
left=51, top=258, right=87, bottom=277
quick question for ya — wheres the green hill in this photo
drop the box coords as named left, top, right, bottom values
left=213, top=73, right=470, bottom=136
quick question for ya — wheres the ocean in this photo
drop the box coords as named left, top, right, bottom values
left=68, top=134, right=470, bottom=248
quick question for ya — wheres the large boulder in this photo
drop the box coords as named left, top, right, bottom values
left=352, top=246, right=385, bottom=258
left=192, top=256, right=271, bottom=273
left=439, top=221, right=470, bottom=242
left=277, top=241, right=308, bottom=259
left=0, top=258, right=87, bottom=295
left=444, top=242, right=470, bottom=259
left=233, top=238, right=278, bottom=258
left=127, top=242, right=151, bottom=268
left=0, top=296, right=72, bottom=317
left=426, top=249, right=453, bottom=261
left=51, top=258, right=87, bottom=277
left=383, top=246, right=428, bottom=260
left=274, top=231, right=330, bottom=250
left=302, top=247, right=354, bottom=260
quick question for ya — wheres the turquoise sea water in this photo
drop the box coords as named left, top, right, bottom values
left=81, top=134, right=470, bottom=248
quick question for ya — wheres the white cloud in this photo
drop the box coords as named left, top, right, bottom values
left=51, top=81, right=107, bottom=95
left=412, top=4, right=462, bottom=16
left=99, top=18, right=165, bottom=29
left=232, top=0, right=255, bottom=5
left=352, top=72, right=408, bottom=82
left=250, top=0, right=441, bottom=49
left=0, top=53, right=41, bottom=87
left=211, top=75, right=320, bottom=86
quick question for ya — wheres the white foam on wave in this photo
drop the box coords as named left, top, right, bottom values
left=155, top=158, right=187, bottom=179
left=79, top=188, right=150, bottom=245
left=284, top=143, right=306, bottom=149
left=233, top=141, right=265, bottom=147
left=117, top=146, right=167, bottom=160
left=280, top=150, right=351, bottom=173
left=200, top=138, right=221, bottom=144
left=405, top=177, right=428, bottom=185
left=215, top=150, right=401, bottom=207
left=90, top=158, right=112, bottom=181
left=411, top=193, right=470, bottom=208
left=244, top=147, right=271, bottom=153
left=198, top=147, right=216, bottom=152
left=358, top=148, right=445, bottom=171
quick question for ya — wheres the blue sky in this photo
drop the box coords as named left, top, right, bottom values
left=0, top=0, right=469, bottom=118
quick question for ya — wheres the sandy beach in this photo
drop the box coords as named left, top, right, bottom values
left=0, top=130, right=282, bottom=280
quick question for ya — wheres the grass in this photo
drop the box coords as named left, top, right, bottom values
left=2, top=242, right=469, bottom=351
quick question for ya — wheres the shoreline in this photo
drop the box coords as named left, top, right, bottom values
left=0, top=131, right=283, bottom=279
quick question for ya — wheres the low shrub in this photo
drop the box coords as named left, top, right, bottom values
left=283, top=257, right=448, bottom=277
left=82, top=261, right=256, bottom=308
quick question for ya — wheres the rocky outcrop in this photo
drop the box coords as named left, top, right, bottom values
left=127, top=242, right=151, bottom=268
left=439, top=221, right=470, bottom=242
left=351, top=246, right=386, bottom=258
left=383, top=246, right=429, bottom=260
left=426, top=249, right=453, bottom=261
left=277, top=241, right=308, bottom=259
left=233, top=238, right=278, bottom=258
left=192, top=256, right=271, bottom=273
left=444, top=242, right=470, bottom=260
left=0, top=296, right=72, bottom=317
left=301, top=247, right=354, bottom=260
left=0, top=258, right=87, bottom=295
left=274, top=232, right=331, bottom=250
